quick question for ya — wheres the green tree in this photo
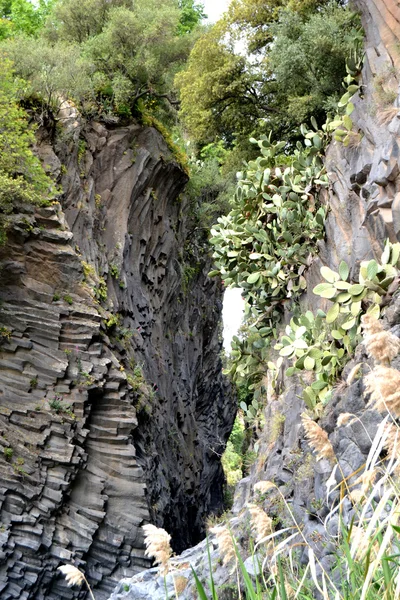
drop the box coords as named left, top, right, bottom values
left=176, top=1, right=360, bottom=147
left=4, top=0, right=204, bottom=119
left=0, top=57, right=54, bottom=242
left=267, top=5, right=362, bottom=127
left=175, top=21, right=276, bottom=145
left=226, top=0, right=337, bottom=52
left=178, top=0, right=206, bottom=35
left=0, top=0, right=54, bottom=39
left=3, top=36, right=93, bottom=115
left=45, top=0, right=129, bottom=43
left=82, top=0, right=193, bottom=111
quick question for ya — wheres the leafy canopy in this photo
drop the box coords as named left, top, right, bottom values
left=0, top=58, right=54, bottom=242
left=0, top=0, right=54, bottom=38
left=225, top=0, right=340, bottom=52
left=176, top=1, right=361, bottom=146
left=178, top=0, right=206, bottom=35
left=1, top=0, right=206, bottom=119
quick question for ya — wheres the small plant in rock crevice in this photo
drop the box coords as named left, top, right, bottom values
left=126, top=363, right=155, bottom=415
left=109, top=263, right=120, bottom=279
left=48, top=396, right=75, bottom=418
left=0, top=326, right=12, bottom=341
left=93, top=278, right=107, bottom=303
left=81, top=261, right=96, bottom=281
left=3, top=447, right=13, bottom=461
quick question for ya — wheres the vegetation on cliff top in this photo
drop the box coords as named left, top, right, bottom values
left=0, top=0, right=205, bottom=121
left=176, top=1, right=361, bottom=150
left=0, top=58, right=55, bottom=242
left=0, top=0, right=360, bottom=243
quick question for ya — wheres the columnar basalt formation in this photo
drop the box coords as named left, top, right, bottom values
left=0, top=118, right=234, bottom=599
left=108, top=2, right=400, bottom=596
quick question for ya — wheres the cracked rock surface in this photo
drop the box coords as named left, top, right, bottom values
left=105, top=1, right=400, bottom=596
left=0, top=119, right=234, bottom=599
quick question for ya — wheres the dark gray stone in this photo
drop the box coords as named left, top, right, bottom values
left=0, top=119, right=234, bottom=600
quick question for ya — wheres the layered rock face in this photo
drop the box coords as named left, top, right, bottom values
left=108, top=2, right=400, bottom=596
left=233, top=0, right=400, bottom=567
left=0, top=116, right=234, bottom=599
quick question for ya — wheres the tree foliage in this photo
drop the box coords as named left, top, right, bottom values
left=4, top=37, right=91, bottom=113
left=225, top=0, right=338, bottom=52
left=81, top=0, right=193, bottom=110
left=176, top=1, right=361, bottom=146
left=0, top=58, right=54, bottom=242
left=175, top=22, right=274, bottom=145
left=1, top=0, right=205, bottom=120
left=0, top=0, right=54, bottom=38
left=45, top=0, right=129, bottom=43
left=267, top=6, right=363, bottom=127
left=178, top=0, right=206, bottom=35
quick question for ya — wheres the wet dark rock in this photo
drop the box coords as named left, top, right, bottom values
left=0, top=119, right=234, bottom=599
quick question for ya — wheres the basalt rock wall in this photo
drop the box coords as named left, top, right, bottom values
left=0, top=113, right=234, bottom=599
left=108, top=2, right=400, bottom=596
left=233, top=0, right=400, bottom=566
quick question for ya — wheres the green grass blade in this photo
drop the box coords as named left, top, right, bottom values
left=340, top=518, right=357, bottom=592
left=277, top=556, right=288, bottom=600
left=191, top=566, right=209, bottom=600
left=206, top=535, right=218, bottom=600
left=232, top=538, right=259, bottom=600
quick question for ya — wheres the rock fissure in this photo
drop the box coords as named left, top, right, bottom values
left=0, top=117, right=234, bottom=599
left=108, top=1, right=400, bottom=597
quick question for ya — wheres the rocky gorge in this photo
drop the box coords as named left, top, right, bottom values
left=0, top=108, right=235, bottom=598
left=1, top=0, right=400, bottom=598
left=108, top=0, right=400, bottom=597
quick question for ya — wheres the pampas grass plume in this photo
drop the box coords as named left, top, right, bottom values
left=58, top=565, right=84, bottom=587
left=337, top=413, right=354, bottom=427
left=58, top=565, right=96, bottom=600
left=301, top=413, right=335, bottom=462
left=361, top=314, right=383, bottom=336
left=248, top=504, right=273, bottom=543
left=365, top=366, right=400, bottom=416
left=365, top=331, right=400, bottom=365
left=210, top=525, right=235, bottom=568
left=361, top=314, right=400, bottom=365
left=142, top=524, right=172, bottom=575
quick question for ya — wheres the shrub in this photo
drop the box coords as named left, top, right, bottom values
left=48, top=396, right=74, bottom=416
left=3, top=447, right=13, bottom=461
left=0, top=58, right=55, bottom=242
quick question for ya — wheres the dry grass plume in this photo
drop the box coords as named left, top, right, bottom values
left=301, top=413, right=335, bottom=462
left=365, top=366, right=400, bottom=417
left=142, top=524, right=172, bottom=576
left=248, top=504, right=273, bottom=544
